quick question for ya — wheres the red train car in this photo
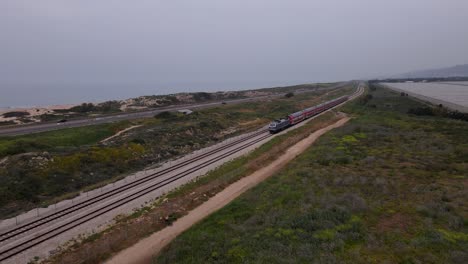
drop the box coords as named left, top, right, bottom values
left=287, top=96, right=348, bottom=126
left=288, top=111, right=305, bottom=125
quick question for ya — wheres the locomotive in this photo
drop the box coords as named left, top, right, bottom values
left=268, top=95, right=348, bottom=133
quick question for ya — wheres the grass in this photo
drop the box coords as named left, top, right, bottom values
left=156, top=84, right=468, bottom=263
left=0, top=84, right=354, bottom=218
left=0, top=122, right=131, bottom=158
left=44, top=109, right=345, bottom=264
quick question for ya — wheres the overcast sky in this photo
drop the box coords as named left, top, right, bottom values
left=1, top=0, right=468, bottom=107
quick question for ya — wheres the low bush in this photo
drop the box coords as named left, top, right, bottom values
left=157, top=84, right=468, bottom=263
left=2, top=111, right=30, bottom=118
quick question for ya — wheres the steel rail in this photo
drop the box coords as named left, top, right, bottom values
left=0, top=129, right=268, bottom=242
left=0, top=85, right=363, bottom=261
left=0, top=133, right=272, bottom=261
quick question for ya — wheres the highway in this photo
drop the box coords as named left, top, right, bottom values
left=0, top=96, right=273, bottom=137
left=0, top=83, right=349, bottom=137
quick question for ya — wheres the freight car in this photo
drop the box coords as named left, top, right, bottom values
left=268, top=95, right=348, bottom=133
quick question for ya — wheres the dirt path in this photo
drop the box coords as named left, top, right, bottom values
left=106, top=116, right=350, bottom=264
left=101, top=125, right=142, bottom=143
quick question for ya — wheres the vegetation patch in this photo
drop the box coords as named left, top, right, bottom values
left=0, top=85, right=353, bottom=218
left=0, top=120, right=16, bottom=126
left=43, top=109, right=345, bottom=264
left=155, top=84, right=468, bottom=263
left=0, top=122, right=130, bottom=158
left=2, top=111, right=30, bottom=118
left=408, top=105, right=468, bottom=122
left=69, top=101, right=122, bottom=114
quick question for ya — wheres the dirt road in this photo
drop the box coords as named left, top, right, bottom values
left=106, top=116, right=351, bottom=264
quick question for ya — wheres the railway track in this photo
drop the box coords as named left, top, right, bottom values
left=0, top=84, right=364, bottom=262
left=0, top=129, right=267, bottom=243
left=0, top=130, right=270, bottom=261
left=0, top=131, right=272, bottom=261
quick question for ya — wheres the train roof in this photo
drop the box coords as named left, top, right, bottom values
left=271, top=118, right=288, bottom=123
left=303, top=95, right=348, bottom=112
left=289, top=111, right=303, bottom=118
left=284, top=95, right=349, bottom=119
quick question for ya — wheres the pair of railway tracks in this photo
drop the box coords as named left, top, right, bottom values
left=0, top=84, right=364, bottom=262
left=0, top=129, right=271, bottom=262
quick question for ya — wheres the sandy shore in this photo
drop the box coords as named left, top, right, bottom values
left=0, top=104, right=77, bottom=123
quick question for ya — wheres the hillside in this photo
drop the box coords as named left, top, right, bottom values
left=391, top=64, right=468, bottom=79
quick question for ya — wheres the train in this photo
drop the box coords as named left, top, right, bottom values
left=268, top=95, right=348, bottom=133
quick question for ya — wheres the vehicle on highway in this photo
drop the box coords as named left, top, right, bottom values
left=56, top=119, right=67, bottom=124
left=269, top=95, right=348, bottom=133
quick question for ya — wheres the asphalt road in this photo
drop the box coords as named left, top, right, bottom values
left=0, top=83, right=349, bottom=137
left=0, top=96, right=274, bottom=137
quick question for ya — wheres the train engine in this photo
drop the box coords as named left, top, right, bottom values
left=268, top=118, right=290, bottom=133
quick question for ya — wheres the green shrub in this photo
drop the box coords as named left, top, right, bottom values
left=2, top=111, right=30, bottom=118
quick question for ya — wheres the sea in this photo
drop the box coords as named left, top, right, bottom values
left=0, top=80, right=314, bottom=109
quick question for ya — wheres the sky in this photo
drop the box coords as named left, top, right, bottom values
left=1, top=0, right=468, bottom=107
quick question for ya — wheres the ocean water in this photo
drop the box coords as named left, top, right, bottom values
left=1, top=80, right=314, bottom=108
left=382, top=82, right=468, bottom=107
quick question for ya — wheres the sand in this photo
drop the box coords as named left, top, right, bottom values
left=100, top=125, right=142, bottom=143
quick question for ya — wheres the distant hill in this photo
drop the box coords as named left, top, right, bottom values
left=390, top=64, right=468, bottom=79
